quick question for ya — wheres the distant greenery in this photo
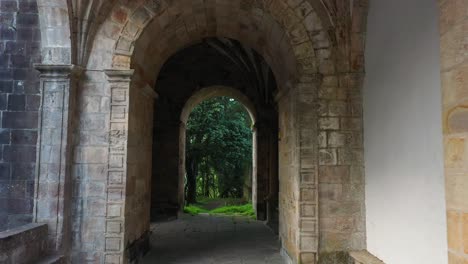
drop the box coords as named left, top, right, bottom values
left=185, top=97, right=253, bottom=204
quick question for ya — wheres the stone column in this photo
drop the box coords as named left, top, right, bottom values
left=103, top=69, right=134, bottom=264
left=277, top=76, right=320, bottom=264
left=33, top=64, right=82, bottom=255
left=253, top=121, right=278, bottom=222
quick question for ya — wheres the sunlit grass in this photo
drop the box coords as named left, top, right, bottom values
left=184, top=201, right=255, bottom=219
left=183, top=205, right=208, bottom=215
left=209, top=204, right=255, bottom=219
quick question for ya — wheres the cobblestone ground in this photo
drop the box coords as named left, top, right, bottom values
left=141, top=214, right=284, bottom=264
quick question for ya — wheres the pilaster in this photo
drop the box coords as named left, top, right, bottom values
left=295, top=77, right=321, bottom=263
left=103, top=69, right=134, bottom=264
left=33, top=64, right=83, bottom=255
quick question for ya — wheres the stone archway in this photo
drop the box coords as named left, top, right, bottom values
left=31, top=0, right=368, bottom=263
left=97, top=1, right=328, bottom=262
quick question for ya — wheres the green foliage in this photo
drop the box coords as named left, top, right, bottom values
left=185, top=97, right=253, bottom=202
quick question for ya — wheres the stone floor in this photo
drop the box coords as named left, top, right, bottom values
left=141, top=214, right=284, bottom=264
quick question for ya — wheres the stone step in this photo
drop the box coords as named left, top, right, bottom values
left=36, top=254, right=65, bottom=264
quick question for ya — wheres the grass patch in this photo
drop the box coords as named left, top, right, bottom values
left=183, top=205, right=208, bottom=215
left=210, top=204, right=255, bottom=218
left=183, top=203, right=256, bottom=218
left=184, top=198, right=256, bottom=219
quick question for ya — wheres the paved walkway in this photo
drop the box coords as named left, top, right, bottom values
left=141, top=214, right=284, bottom=264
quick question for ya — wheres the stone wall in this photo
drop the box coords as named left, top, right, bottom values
left=440, top=0, right=468, bottom=262
left=317, top=72, right=366, bottom=254
left=0, top=0, right=41, bottom=231
left=125, top=82, right=154, bottom=260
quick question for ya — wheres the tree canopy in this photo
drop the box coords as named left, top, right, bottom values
left=185, top=97, right=253, bottom=204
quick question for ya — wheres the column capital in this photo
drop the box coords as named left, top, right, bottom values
left=33, top=64, right=83, bottom=78
left=104, top=69, right=135, bottom=82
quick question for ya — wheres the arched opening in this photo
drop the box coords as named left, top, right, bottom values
left=182, top=96, right=254, bottom=207
left=180, top=88, right=257, bottom=212
left=182, top=96, right=255, bottom=217
left=149, top=39, right=279, bottom=227
left=138, top=38, right=281, bottom=261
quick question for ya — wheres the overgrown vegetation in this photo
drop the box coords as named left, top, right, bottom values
left=185, top=97, right=253, bottom=204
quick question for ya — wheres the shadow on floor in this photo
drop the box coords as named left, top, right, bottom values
left=141, top=214, right=284, bottom=264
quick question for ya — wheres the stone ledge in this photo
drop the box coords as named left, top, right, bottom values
left=0, top=223, right=48, bottom=263
left=0, top=223, right=47, bottom=241
left=349, top=250, right=385, bottom=264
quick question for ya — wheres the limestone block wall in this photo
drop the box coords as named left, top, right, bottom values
left=440, top=0, right=468, bottom=262
left=317, top=72, right=366, bottom=253
left=0, top=0, right=41, bottom=231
